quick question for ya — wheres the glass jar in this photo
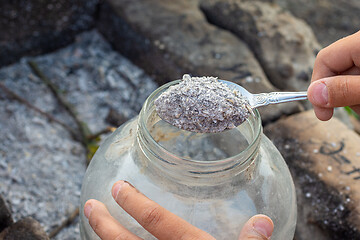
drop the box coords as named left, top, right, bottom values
left=80, top=80, right=297, bottom=240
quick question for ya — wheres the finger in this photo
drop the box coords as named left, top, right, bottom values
left=307, top=81, right=334, bottom=121
left=308, top=76, right=360, bottom=108
left=84, top=199, right=142, bottom=240
left=313, top=106, right=334, bottom=121
left=238, top=214, right=274, bottom=240
left=112, top=181, right=215, bottom=240
left=342, top=66, right=360, bottom=75
left=312, top=30, right=360, bottom=82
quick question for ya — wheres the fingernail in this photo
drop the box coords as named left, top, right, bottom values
left=253, top=217, right=273, bottom=238
left=84, top=202, right=92, bottom=219
left=112, top=180, right=125, bottom=199
left=311, top=82, right=329, bottom=106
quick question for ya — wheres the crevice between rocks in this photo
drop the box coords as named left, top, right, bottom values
left=198, top=0, right=319, bottom=93
left=197, top=4, right=272, bottom=89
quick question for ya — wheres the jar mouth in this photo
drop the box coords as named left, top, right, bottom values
left=138, top=80, right=262, bottom=168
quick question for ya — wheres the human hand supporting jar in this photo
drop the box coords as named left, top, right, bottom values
left=308, top=30, right=360, bottom=120
left=84, top=180, right=274, bottom=240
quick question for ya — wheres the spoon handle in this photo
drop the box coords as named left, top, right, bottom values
left=252, top=91, right=308, bottom=108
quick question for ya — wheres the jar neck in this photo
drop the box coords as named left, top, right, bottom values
left=137, top=81, right=262, bottom=185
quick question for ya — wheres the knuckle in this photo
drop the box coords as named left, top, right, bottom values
left=315, top=47, right=332, bottom=69
left=314, top=48, right=329, bottom=73
left=316, top=47, right=330, bottom=63
left=316, top=48, right=326, bottom=59
left=328, top=77, right=351, bottom=106
left=336, top=77, right=351, bottom=103
left=140, top=205, right=163, bottom=229
left=341, top=77, right=350, bottom=96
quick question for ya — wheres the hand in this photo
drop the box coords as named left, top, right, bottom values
left=307, top=30, right=360, bottom=121
left=84, top=180, right=274, bottom=240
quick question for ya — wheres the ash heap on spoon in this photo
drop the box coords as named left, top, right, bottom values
left=154, top=74, right=307, bottom=133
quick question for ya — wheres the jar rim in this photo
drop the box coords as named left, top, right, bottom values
left=138, top=79, right=262, bottom=167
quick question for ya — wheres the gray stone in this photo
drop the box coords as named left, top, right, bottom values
left=53, top=216, right=80, bottom=240
left=97, top=0, right=302, bottom=124
left=333, top=108, right=355, bottom=130
left=350, top=116, right=360, bottom=135
left=0, top=217, right=49, bottom=240
left=267, top=0, right=360, bottom=47
left=0, top=196, right=12, bottom=233
left=0, top=30, right=157, bottom=239
left=0, top=0, right=99, bottom=67
left=200, top=0, right=321, bottom=91
left=105, top=109, right=129, bottom=127
left=265, top=111, right=360, bottom=240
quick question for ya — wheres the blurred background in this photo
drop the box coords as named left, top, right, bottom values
left=0, top=0, right=359, bottom=239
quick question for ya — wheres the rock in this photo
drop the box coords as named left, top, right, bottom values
left=267, top=0, right=360, bottom=47
left=0, top=196, right=12, bottom=233
left=264, top=110, right=360, bottom=240
left=333, top=108, right=354, bottom=130
left=0, top=217, right=49, bottom=240
left=200, top=0, right=321, bottom=91
left=97, top=0, right=302, bottom=124
left=106, top=109, right=129, bottom=127
left=0, top=0, right=99, bottom=67
left=0, top=30, right=157, bottom=238
left=350, top=116, right=360, bottom=135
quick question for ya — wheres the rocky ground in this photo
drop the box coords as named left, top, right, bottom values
left=0, top=30, right=157, bottom=239
left=0, top=0, right=359, bottom=239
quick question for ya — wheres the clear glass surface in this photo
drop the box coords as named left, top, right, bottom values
left=80, top=81, right=297, bottom=239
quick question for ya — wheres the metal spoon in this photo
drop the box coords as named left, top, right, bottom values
left=220, top=80, right=308, bottom=108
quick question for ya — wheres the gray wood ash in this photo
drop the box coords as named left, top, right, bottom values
left=154, top=74, right=250, bottom=133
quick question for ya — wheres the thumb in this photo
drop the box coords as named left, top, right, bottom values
left=308, top=76, right=360, bottom=108
left=238, top=214, right=274, bottom=240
